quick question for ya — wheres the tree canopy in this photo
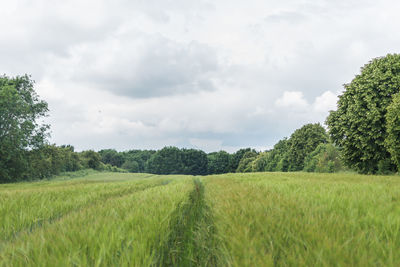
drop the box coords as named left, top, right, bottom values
left=236, top=151, right=259, bottom=172
left=286, top=123, right=328, bottom=171
left=0, top=75, right=49, bottom=181
left=207, top=151, right=231, bottom=174
left=326, top=54, right=400, bottom=173
left=227, top=148, right=255, bottom=173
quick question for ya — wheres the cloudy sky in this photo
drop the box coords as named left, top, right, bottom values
left=1, top=0, right=399, bottom=152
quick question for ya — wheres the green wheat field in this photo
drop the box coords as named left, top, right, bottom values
left=1, top=172, right=400, bottom=266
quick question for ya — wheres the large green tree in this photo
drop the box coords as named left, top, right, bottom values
left=0, top=75, right=49, bottom=182
left=181, top=148, right=208, bottom=175
left=207, top=151, right=231, bottom=174
left=146, top=147, right=184, bottom=174
left=326, top=54, right=400, bottom=173
left=286, top=123, right=328, bottom=171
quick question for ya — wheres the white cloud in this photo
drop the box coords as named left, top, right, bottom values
left=313, top=91, right=338, bottom=113
left=66, top=33, right=219, bottom=98
left=275, top=91, right=308, bottom=110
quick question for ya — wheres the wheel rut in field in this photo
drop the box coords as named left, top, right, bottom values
left=156, top=179, right=221, bottom=267
left=2, top=180, right=171, bottom=245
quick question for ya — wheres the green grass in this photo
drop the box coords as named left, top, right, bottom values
left=1, top=172, right=400, bottom=266
left=0, top=173, right=165, bottom=242
left=0, top=174, right=193, bottom=266
left=204, top=172, right=400, bottom=266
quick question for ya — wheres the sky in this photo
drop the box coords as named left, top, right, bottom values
left=1, top=0, right=400, bottom=152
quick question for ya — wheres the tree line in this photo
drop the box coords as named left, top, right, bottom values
left=1, top=54, right=400, bottom=182
left=0, top=121, right=343, bottom=182
left=0, top=122, right=340, bottom=182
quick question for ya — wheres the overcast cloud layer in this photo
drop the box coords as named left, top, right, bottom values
left=1, top=0, right=399, bottom=152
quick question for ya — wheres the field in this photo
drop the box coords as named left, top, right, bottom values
left=0, top=172, right=400, bottom=266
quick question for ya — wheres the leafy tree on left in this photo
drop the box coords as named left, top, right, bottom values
left=0, top=75, right=49, bottom=182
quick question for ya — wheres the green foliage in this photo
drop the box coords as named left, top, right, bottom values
left=286, top=123, right=328, bottom=171
left=146, top=147, right=185, bottom=175
left=264, top=139, right=289, bottom=172
left=250, top=152, right=269, bottom=172
left=327, top=54, right=400, bottom=173
left=101, top=163, right=127, bottom=173
left=236, top=151, right=258, bottom=173
left=122, top=149, right=155, bottom=173
left=25, top=145, right=82, bottom=179
left=19, top=145, right=127, bottom=180
left=207, top=151, right=231, bottom=174
left=261, top=124, right=328, bottom=173
left=98, top=149, right=124, bottom=167
left=303, top=143, right=342, bottom=173
left=146, top=147, right=208, bottom=175
left=59, top=145, right=81, bottom=172
left=376, top=158, right=395, bottom=175
left=146, top=147, right=207, bottom=175
left=385, top=92, right=400, bottom=171
left=0, top=75, right=49, bottom=182
left=181, top=149, right=208, bottom=175
left=228, top=148, right=256, bottom=173
left=121, top=159, right=140, bottom=173
left=276, top=154, right=289, bottom=172
left=80, top=150, right=102, bottom=170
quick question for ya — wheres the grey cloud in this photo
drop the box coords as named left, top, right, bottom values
left=74, top=34, right=219, bottom=98
left=0, top=1, right=120, bottom=78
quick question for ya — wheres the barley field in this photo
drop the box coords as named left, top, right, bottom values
left=1, top=172, right=400, bottom=266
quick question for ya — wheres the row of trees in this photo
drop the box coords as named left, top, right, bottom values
left=0, top=125, right=344, bottom=182
left=94, top=124, right=343, bottom=175
left=98, top=147, right=254, bottom=175
left=0, top=143, right=124, bottom=183
left=225, top=123, right=344, bottom=174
